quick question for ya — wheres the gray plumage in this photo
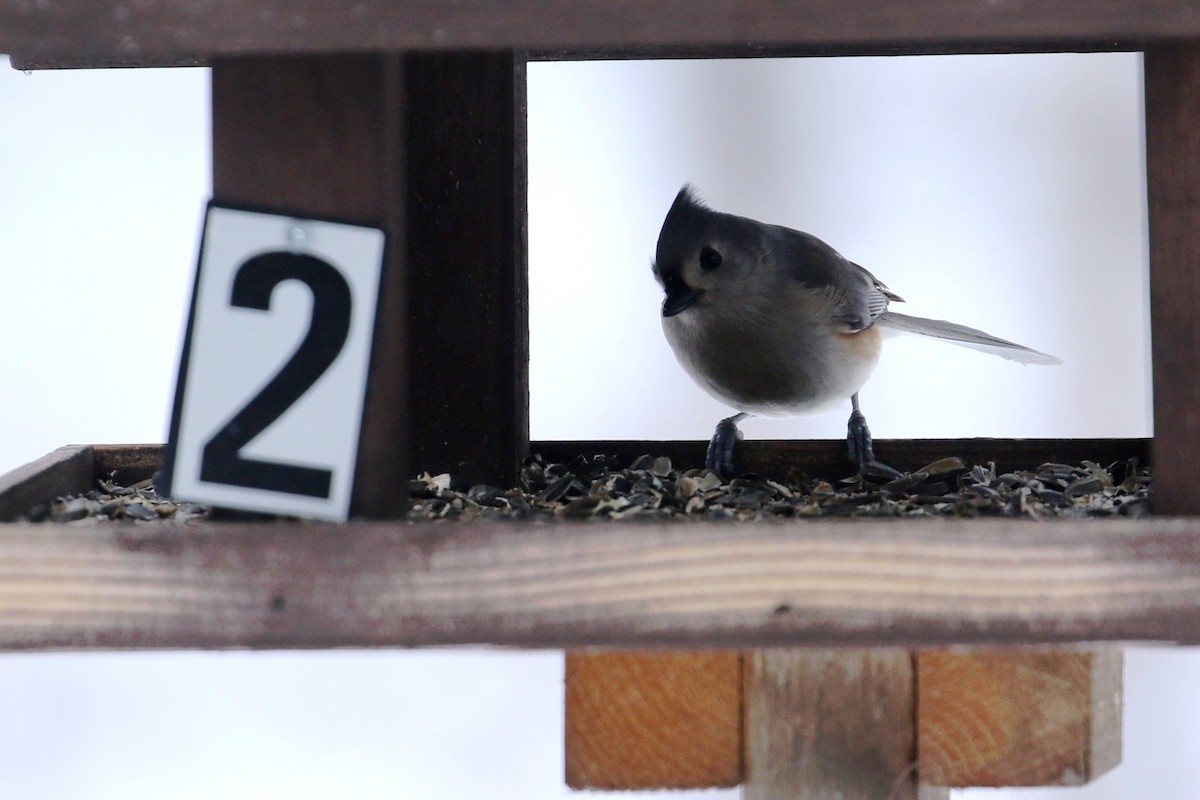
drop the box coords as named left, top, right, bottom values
left=651, top=185, right=1059, bottom=474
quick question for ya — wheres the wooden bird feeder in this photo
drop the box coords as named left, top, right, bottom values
left=5, top=4, right=1200, bottom=797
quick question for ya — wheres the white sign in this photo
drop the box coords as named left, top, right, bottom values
left=164, top=204, right=385, bottom=521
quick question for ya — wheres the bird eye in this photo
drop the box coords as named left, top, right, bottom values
left=699, top=246, right=722, bottom=272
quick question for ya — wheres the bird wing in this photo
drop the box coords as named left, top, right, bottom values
left=768, top=225, right=901, bottom=333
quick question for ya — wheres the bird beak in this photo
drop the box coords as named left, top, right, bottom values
left=662, top=285, right=703, bottom=317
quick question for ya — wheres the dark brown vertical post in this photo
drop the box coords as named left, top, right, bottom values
left=403, top=51, right=530, bottom=486
left=211, top=55, right=409, bottom=518
left=211, top=52, right=529, bottom=513
left=1146, top=45, right=1200, bottom=515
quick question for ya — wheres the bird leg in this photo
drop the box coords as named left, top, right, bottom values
left=706, top=412, right=747, bottom=477
left=847, top=393, right=902, bottom=480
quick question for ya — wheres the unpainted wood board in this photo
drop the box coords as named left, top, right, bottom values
left=564, top=649, right=1118, bottom=793
left=3, top=519, right=1200, bottom=650
left=565, top=650, right=742, bottom=789
left=918, top=651, right=1123, bottom=787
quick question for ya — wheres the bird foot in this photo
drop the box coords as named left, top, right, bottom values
left=847, top=407, right=901, bottom=481
left=706, top=415, right=744, bottom=477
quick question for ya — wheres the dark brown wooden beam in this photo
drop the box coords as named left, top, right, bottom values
left=10, top=42, right=1142, bottom=72
left=403, top=51, right=529, bottom=486
left=1, top=1, right=1196, bottom=62
left=1145, top=45, right=1200, bottom=516
left=210, top=52, right=528, bottom=510
left=0, top=438, right=1149, bottom=517
left=92, top=444, right=169, bottom=486
left=211, top=54, right=409, bottom=518
left=534, top=438, right=1151, bottom=481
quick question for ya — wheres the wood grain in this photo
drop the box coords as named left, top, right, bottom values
left=564, top=649, right=1120, bottom=792
left=0, top=446, right=93, bottom=522
left=3, top=518, right=1200, bottom=650
left=564, top=651, right=742, bottom=788
left=4, top=1, right=1200, bottom=60
left=1145, top=44, right=1200, bottom=516
left=918, top=651, right=1122, bottom=787
left=743, top=649, right=926, bottom=800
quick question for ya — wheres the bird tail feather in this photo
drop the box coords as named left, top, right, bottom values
left=876, top=311, right=1062, bottom=365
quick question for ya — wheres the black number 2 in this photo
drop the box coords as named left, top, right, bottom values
left=200, top=251, right=352, bottom=498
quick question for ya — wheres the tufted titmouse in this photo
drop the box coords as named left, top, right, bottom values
left=652, top=185, right=1061, bottom=477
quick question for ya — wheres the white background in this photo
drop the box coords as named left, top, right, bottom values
left=2, top=52, right=1197, bottom=799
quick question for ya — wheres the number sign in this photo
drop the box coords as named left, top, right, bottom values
left=163, top=204, right=385, bottom=521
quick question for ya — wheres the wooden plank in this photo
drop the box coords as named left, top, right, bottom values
left=3, top=518, right=1200, bottom=650
left=918, top=651, right=1123, bottom=787
left=92, top=444, right=165, bottom=486
left=211, top=54, right=409, bottom=518
left=565, top=650, right=1120, bottom=793
left=0, top=438, right=1148, bottom=497
left=10, top=42, right=1142, bottom=72
left=0, top=437, right=1141, bottom=520
left=0, top=446, right=93, bottom=522
left=532, top=41, right=1136, bottom=62
left=743, top=650, right=929, bottom=800
left=403, top=51, right=529, bottom=486
left=564, top=651, right=742, bottom=789
left=9, top=56, right=208, bottom=70
left=534, top=438, right=1150, bottom=481
left=3, top=1, right=1200, bottom=60
left=1145, top=44, right=1200, bottom=516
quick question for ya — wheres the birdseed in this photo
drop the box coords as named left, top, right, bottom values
left=22, top=454, right=1150, bottom=524
left=404, top=453, right=1150, bottom=522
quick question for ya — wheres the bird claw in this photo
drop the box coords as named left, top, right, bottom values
left=860, top=459, right=903, bottom=481
left=847, top=407, right=874, bottom=464
left=847, top=407, right=901, bottom=480
left=706, top=415, right=743, bottom=477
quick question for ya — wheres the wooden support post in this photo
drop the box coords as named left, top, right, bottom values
left=211, top=55, right=409, bottom=518
left=212, top=52, right=528, bottom=515
left=564, top=649, right=1119, bottom=796
left=743, top=650, right=932, bottom=800
left=918, top=651, right=1122, bottom=788
left=1146, top=44, right=1200, bottom=515
left=403, top=51, right=530, bottom=487
left=564, top=651, right=743, bottom=789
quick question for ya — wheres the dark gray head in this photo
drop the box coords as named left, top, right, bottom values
left=652, top=185, right=769, bottom=318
